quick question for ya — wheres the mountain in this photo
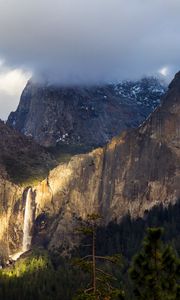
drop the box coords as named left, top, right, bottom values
left=7, top=77, right=165, bottom=148
left=0, top=121, right=57, bottom=255
left=32, top=73, right=179, bottom=253
left=0, top=72, right=178, bottom=257
left=0, top=120, right=55, bottom=184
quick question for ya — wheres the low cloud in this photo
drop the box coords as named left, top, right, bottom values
left=0, top=0, right=180, bottom=85
left=0, top=61, right=30, bottom=119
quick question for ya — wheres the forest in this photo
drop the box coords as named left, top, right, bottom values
left=1, top=200, right=180, bottom=300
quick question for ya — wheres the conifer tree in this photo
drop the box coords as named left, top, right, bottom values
left=73, top=214, right=124, bottom=300
left=129, top=227, right=180, bottom=300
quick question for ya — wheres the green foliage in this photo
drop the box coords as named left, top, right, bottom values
left=129, top=227, right=180, bottom=300
left=2, top=151, right=54, bottom=185
left=74, top=288, right=124, bottom=300
left=48, top=143, right=93, bottom=164
left=95, top=200, right=180, bottom=260
left=73, top=214, right=124, bottom=300
left=2, top=201, right=180, bottom=299
left=0, top=251, right=83, bottom=300
left=73, top=259, right=124, bottom=300
left=0, top=243, right=8, bottom=267
left=15, top=143, right=92, bottom=185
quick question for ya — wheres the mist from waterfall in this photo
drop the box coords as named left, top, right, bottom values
left=22, top=188, right=33, bottom=252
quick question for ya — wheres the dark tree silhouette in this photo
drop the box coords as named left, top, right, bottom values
left=129, top=228, right=180, bottom=300
left=73, top=214, right=124, bottom=300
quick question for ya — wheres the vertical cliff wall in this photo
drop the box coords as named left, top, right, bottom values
left=0, top=178, right=23, bottom=255
left=32, top=73, right=180, bottom=253
left=0, top=74, right=179, bottom=256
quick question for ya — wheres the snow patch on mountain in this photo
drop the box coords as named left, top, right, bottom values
left=114, top=77, right=166, bottom=109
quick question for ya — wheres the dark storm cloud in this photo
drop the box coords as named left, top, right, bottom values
left=0, top=0, right=180, bottom=84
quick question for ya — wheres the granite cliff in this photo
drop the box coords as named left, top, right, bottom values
left=7, top=77, right=165, bottom=147
left=0, top=73, right=179, bottom=257
left=0, top=120, right=57, bottom=257
left=33, top=73, right=179, bottom=253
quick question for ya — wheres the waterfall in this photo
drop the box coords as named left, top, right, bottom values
left=22, top=188, right=33, bottom=252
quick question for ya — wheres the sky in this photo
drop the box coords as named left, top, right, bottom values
left=0, top=0, right=180, bottom=119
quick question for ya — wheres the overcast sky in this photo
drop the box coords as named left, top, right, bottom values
left=0, top=0, right=180, bottom=119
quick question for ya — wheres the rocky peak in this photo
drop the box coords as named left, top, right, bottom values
left=169, top=71, right=180, bottom=90
left=1, top=73, right=179, bottom=255
left=114, top=77, right=165, bottom=106
left=29, top=72, right=179, bottom=252
left=7, top=77, right=166, bottom=148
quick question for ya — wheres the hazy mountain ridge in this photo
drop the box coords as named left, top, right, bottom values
left=7, top=77, right=166, bottom=148
left=0, top=120, right=55, bottom=184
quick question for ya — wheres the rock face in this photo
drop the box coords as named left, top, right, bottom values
left=0, top=73, right=179, bottom=256
left=0, top=121, right=55, bottom=256
left=31, top=73, right=179, bottom=253
left=7, top=77, right=165, bottom=147
left=0, top=120, right=55, bottom=184
left=0, top=177, right=23, bottom=256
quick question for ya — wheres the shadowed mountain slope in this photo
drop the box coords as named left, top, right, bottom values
left=0, top=120, right=55, bottom=184
left=7, top=77, right=165, bottom=147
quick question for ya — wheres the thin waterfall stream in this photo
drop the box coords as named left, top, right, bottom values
left=9, top=187, right=34, bottom=261
left=22, top=187, right=33, bottom=252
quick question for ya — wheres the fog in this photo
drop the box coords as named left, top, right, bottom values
left=0, top=0, right=180, bottom=84
left=0, top=0, right=180, bottom=118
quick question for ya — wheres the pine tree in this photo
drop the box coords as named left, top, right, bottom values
left=73, top=214, right=124, bottom=300
left=129, top=227, right=180, bottom=300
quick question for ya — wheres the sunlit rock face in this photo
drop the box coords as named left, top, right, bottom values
left=7, top=77, right=165, bottom=148
left=0, top=121, right=54, bottom=256
left=0, top=73, right=179, bottom=256
left=0, top=178, right=23, bottom=255
left=0, top=183, right=36, bottom=257
left=31, top=73, right=179, bottom=253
